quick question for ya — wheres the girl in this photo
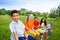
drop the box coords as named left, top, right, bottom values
left=34, top=16, right=40, bottom=30
left=34, top=16, right=40, bottom=40
left=40, top=17, right=48, bottom=40
left=24, top=14, right=37, bottom=40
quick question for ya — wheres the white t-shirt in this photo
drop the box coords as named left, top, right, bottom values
left=9, top=20, right=25, bottom=37
left=41, top=23, right=48, bottom=32
left=41, top=23, right=45, bottom=28
left=47, top=24, right=51, bottom=29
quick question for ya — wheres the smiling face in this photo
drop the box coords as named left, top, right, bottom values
left=34, top=17, right=38, bottom=21
left=12, top=13, right=19, bottom=22
left=29, top=15, right=33, bottom=21
left=26, top=14, right=34, bottom=22
left=42, top=19, right=45, bottom=22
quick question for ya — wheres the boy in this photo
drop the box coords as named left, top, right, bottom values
left=9, top=10, right=26, bottom=40
left=47, top=21, right=54, bottom=36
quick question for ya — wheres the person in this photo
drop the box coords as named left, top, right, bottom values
left=9, top=10, right=26, bottom=40
left=24, top=14, right=37, bottom=40
left=34, top=16, right=40, bottom=30
left=33, top=16, right=41, bottom=40
left=47, top=21, right=54, bottom=36
left=40, top=17, right=48, bottom=40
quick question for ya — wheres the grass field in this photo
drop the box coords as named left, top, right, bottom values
left=0, top=15, right=60, bottom=40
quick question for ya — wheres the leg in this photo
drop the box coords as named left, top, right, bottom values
left=43, top=32, right=48, bottom=40
left=28, top=35, right=37, bottom=40
left=19, top=37, right=25, bottom=40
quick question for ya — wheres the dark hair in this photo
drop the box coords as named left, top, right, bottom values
left=40, top=18, right=47, bottom=26
left=34, top=16, right=38, bottom=20
left=10, top=10, right=19, bottom=16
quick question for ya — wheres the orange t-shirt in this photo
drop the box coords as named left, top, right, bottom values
left=24, top=21, right=34, bottom=33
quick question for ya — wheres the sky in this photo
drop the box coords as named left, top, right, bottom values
left=0, top=0, right=60, bottom=12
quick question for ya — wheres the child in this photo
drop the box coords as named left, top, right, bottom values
left=24, top=14, right=37, bottom=40
left=34, top=16, right=40, bottom=40
left=47, top=21, right=54, bottom=36
left=34, top=16, right=40, bottom=30
left=34, top=17, right=46, bottom=40
left=40, top=17, right=48, bottom=40
left=9, top=10, right=26, bottom=40
left=40, top=18, right=47, bottom=29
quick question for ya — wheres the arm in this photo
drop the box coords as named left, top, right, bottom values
left=32, top=26, right=35, bottom=31
left=45, top=26, right=47, bottom=28
left=37, top=24, right=40, bottom=28
left=9, top=23, right=18, bottom=40
left=25, top=26, right=32, bottom=31
left=24, top=31, right=26, bottom=38
left=13, top=32, right=18, bottom=40
left=24, top=31, right=28, bottom=40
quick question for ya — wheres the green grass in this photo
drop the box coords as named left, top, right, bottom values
left=0, top=15, right=60, bottom=40
left=48, top=19, right=60, bottom=40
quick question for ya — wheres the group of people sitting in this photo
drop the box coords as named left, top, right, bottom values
left=9, top=10, right=54, bottom=40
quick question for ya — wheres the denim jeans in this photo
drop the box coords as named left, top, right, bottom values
left=18, top=37, right=25, bottom=40
left=28, top=35, right=37, bottom=40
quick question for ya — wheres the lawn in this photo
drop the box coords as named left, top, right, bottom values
left=0, top=15, right=60, bottom=40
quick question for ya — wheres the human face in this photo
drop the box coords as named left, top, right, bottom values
left=35, top=18, right=38, bottom=21
left=42, top=19, right=45, bottom=22
left=12, top=13, right=19, bottom=22
left=29, top=15, right=33, bottom=21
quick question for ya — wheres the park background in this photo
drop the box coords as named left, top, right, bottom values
left=0, top=0, right=60, bottom=40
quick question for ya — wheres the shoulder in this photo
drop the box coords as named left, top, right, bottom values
left=18, top=20, right=24, bottom=25
left=18, top=20, right=23, bottom=24
left=19, top=20, right=22, bottom=23
left=19, top=20, right=25, bottom=27
left=9, top=21, right=15, bottom=27
left=9, top=21, right=13, bottom=26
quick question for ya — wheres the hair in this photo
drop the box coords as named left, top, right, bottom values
left=34, top=16, right=38, bottom=20
left=10, top=10, right=19, bottom=16
left=50, top=21, right=54, bottom=25
left=26, top=14, right=33, bottom=22
left=40, top=17, right=47, bottom=26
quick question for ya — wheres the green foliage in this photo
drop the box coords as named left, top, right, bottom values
left=0, top=8, right=10, bottom=15
left=49, top=8, right=57, bottom=18
left=56, top=5, right=60, bottom=18
left=0, top=8, right=41, bottom=17
left=0, top=4, right=60, bottom=18
left=41, top=12, right=48, bottom=18
left=49, top=5, right=60, bottom=18
left=0, top=15, right=60, bottom=40
left=48, top=19, right=60, bottom=40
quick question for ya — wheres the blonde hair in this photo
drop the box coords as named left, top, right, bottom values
left=26, top=14, right=33, bottom=22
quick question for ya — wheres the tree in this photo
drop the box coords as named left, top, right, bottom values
left=33, top=11, right=41, bottom=16
left=0, top=8, right=7, bottom=15
left=19, top=8, right=27, bottom=15
left=0, top=9, right=2, bottom=15
left=41, top=12, right=48, bottom=18
left=49, top=8, right=57, bottom=18
left=56, top=5, right=60, bottom=18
